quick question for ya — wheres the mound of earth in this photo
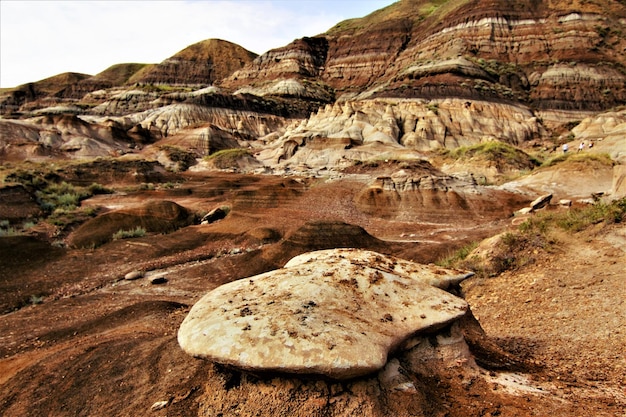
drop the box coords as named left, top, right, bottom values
left=68, top=200, right=197, bottom=248
left=0, top=184, right=42, bottom=222
left=500, top=154, right=617, bottom=201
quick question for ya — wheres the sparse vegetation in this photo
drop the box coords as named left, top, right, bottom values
left=159, top=145, right=197, bottom=172
left=541, top=152, right=614, bottom=168
left=0, top=224, right=19, bottom=237
left=441, top=141, right=541, bottom=170
left=0, top=219, right=37, bottom=237
left=426, top=103, right=439, bottom=114
left=29, top=294, right=44, bottom=305
left=520, top=198, right=626, bottom=233
left=112, top=227, right=146, bottom=240
left=205, top=148, right=252, bottom=169
left=439, top=198, right=626, bottom=277
left=436, top=241, right=478, bottom=268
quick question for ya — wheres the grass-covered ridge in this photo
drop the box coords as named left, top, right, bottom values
left=441, top=141, right=541, bottom=171
left=541, top=152, right=615, bottom=168
left=204, top=148, right=253, bottom=169
left=326, top=0, right=469, bottom=36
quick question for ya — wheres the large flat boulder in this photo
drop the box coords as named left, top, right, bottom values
left=178, top=249, right=470, bottom=379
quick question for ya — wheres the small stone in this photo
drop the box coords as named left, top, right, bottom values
left=529, top=193, right=552, bottom=210
left=124, top=270, right=144, bottom=280
left=201, top=207, right=228, bottom=224
left=150, top=400, right=169, bottom=411
left=558, top=199, right=572, bottom=207
left=514, top=207, right=533, bottom=216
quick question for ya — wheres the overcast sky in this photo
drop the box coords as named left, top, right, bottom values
left=0, top=0, right=395, bottom=88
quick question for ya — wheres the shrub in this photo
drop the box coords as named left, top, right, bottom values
left=36, top=181, right=93, bottom=212
left=159, top=145, right=197, bottom=171
left=88, top=183, right=113, bottom=195
left=29, top=295, right=44, bottom=305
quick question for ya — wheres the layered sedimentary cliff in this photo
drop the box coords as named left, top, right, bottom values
left=225, top=0, right=626, bottom=111
left=0, top=0, right=624, bottom=164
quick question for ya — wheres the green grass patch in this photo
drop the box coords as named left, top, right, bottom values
left=447, top=141, right=534, bottom=162
left=520, top=198, right=626, bottom=233
left=112, top=227, right=146, bottom=240
left=441, top=141, right=541, bottom=170
left=541, top=152, right=614, bottom=168
left=205, top=148, right=252, bottom=169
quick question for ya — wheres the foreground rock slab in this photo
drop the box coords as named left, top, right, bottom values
left=178, top=249, right=470, bottom=379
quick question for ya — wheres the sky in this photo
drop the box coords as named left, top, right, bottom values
left=0, top=0, right=396, bottom=88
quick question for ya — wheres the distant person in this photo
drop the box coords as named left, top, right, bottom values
left=589, top=141, right=593, bottom=149
left=578, top=141, right=585, bottom=152
left=562, top=143, right=569, bottom=153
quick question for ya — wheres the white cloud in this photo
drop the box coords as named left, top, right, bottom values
left=0, top=0, right=394, bottom=88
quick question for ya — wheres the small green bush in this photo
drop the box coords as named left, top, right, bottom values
left=88, top=183, right=113, bottom=195
left=520, top=198, right=625, bottom=233
left=29, top=294, right=44, bottom=305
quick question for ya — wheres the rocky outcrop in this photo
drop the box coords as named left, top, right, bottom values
left=354, top=170, right=530, bottom=223
left=570, top=108, right=626, bottom=163
left=58, top=63, right=150, bottom=100
left=1, top=0, right=624, bottom=172
left=0, top=72, right=91, bottom=115
left=178, top=249, right=471, bottom=379
left=224, top=37, right=329, bottom=89
left=256, top=98, right=545, bottom=170
left=0, top=184, right=42, bottom=222
left=0, top=115, right=137, bottom=160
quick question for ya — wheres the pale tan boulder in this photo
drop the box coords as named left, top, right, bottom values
left=178, top=249, right=470, bottom=379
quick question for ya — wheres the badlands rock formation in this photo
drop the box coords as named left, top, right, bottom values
left=178, top=249, right=472, bottom=379
left=1, top=1, right=625, bottom=416
left=0, top=0, right=624, bottom=166
left=224, top=0, right=626, bottom=111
